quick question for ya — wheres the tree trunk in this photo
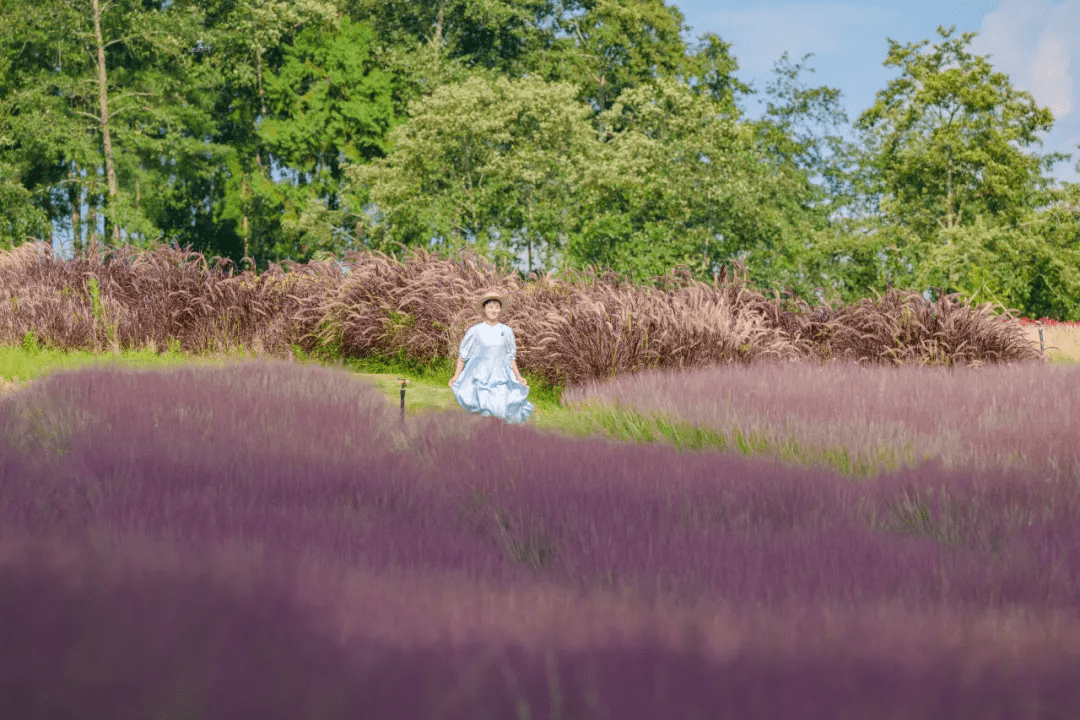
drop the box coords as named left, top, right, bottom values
left=69, top=164, right=81, bottom=257
left=91, top=0, right=120, bottom=244
left=526, top=190, right=533, bottom=274
left=87, top=201, right=97, bottom=247
left=435, top=5, right=444, bottom=56
left=946, top=164, right=953, bottom=230
left=255, top=46, right=268, bottom=117
left=251, top=46, right=269, bottom=262
left=241, top=176, right=250, bottom=260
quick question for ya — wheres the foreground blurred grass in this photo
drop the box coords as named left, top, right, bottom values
left=0, top=333, right=1074, bottom=481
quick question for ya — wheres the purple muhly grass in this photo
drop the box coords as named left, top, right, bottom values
left=406, top=415, right=1080, bottom=612
left=5, top=533, right=1079, bottom=720
left=4, top=359, right=1079, bottom=613
left=0, top=361, right=555, bottom=584
left=1, top=360, right=413, bottom=552
left=0, top=533, right=364, bottom=720
left=3, top=379, right=1080, bottom=718
left=561, top=357, right=1080, bottom=482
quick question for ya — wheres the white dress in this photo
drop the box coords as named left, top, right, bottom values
left=450, top=322, right=534, bottom=424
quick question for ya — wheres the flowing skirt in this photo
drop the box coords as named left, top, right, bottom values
left=451, top=360, right=534, bottom=424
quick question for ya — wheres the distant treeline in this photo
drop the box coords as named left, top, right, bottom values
left=1, top=1, right=1078, bottom=320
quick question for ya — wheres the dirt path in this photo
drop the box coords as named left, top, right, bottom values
left=1019, top=324, right=1080, bottom=363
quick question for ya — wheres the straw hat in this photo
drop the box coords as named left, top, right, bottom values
left=474, top=288, right=510, bottom=318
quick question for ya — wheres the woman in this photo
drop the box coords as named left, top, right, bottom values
left=448, top=289, right=534, bottom=424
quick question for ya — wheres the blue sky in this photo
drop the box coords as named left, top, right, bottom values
left=672, top=0, right=1080, bottom=186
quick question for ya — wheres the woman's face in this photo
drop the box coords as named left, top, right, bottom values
left=484, top=299, right=501, bottom=323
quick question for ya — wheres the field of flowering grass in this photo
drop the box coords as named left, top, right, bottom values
left=3, top=315, right=1078, bottom=478
left=562, top=355, right=1080, bottom=481
left=2, top=239, right=1078, bottom=717
left=2, top=353, right=1079, bottom=719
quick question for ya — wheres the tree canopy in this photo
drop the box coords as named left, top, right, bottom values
left=2, top=4, right=1078, bottom=319
left=850, top=26, right=1078, bottom=317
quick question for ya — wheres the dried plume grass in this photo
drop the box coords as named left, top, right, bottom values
left=800, top=283, right=1042, bottom=368
left=0, top=240, right=1044, bottom=390
left=0, top=239, right=337, bottom=359
left=303, top=249, right=800, bottom=388
left=523, top=264, right=796, bottom=387
left=296, top=244, right=518, bottom=364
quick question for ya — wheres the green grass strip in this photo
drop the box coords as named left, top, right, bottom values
left=557, top=400, right=933, bottom=480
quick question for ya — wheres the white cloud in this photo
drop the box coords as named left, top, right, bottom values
left=972, top=0, right=1080, bottom=121
left=1033, top=34, right=1072, bottom=119
left=705, top=3, right=899, bottom=75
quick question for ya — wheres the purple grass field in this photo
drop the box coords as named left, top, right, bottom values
left=564, top=359, right=1080, bottom=482
left=2, top=359, right=1079, bottom=719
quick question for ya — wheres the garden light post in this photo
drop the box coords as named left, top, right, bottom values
left=398, top=378, right=408, bottom=423
left=1038, top=321, right=1045, bottom=355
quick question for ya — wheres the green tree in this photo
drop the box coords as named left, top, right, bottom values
left=348, top=74, right=595, bottom=273
left=919, top=206, right=1080, bottom=322
left=679, top=32, right=753, bottom=117
left=2, top=0, right=109, bottom=251
left=352, top=0, right=720, bottom=127
left=177, top=0, right=343, bottom=270
left=753, top=52, right=853, bottom=206
left=349, top=0, right=553, bottom=77
left=257, top=17, right=395, bottom=265
left=854, top=25, right=1068, bottom=303
left=565, top=77, right=824, bottom=292
left=746, top=52, right=867, bottom=306
left=347, top=0, right=560, bottom=120
left=0, top=0, right=223, bottom=253
left=539, top=0, right=690, bottom=119
left=0, top=161, right=50, bottom=250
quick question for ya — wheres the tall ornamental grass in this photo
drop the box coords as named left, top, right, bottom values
left=1, top=360, right=1078, bottom=718
left=0, top=239, right=1042, bottom=396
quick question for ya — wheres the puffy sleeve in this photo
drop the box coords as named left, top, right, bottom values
left=505, top=326, right=517, bottom=362
left=458, top=325, right=477, bottom=361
